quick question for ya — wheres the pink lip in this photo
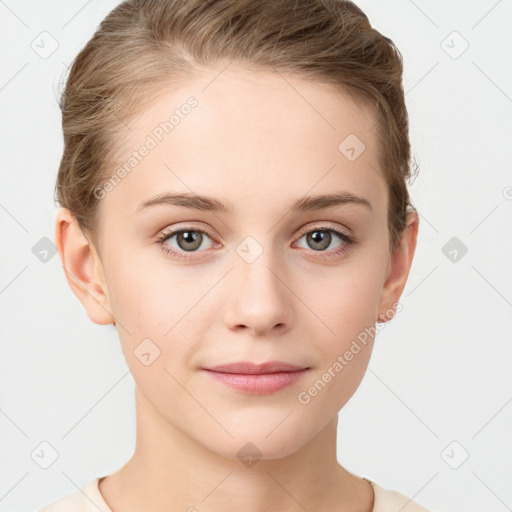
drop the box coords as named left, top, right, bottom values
left=202, top=361, right=311, bottom=395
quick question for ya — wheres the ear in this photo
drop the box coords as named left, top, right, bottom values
left=377, top=209, right=419, bottom=322
left=54, top=207, right=115, bottom=325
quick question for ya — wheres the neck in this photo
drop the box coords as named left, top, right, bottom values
left=99, top=386, right=374, bottom=512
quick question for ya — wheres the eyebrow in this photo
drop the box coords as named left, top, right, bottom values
left=135, top=191, right=373, bottom=214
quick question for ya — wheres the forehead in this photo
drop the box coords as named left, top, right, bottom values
left=102, top=64, right=386, bottom=219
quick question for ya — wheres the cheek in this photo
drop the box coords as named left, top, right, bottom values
left=106, top=260, right=210, bottom=384
left=106, top=249, right=201, bottom=332
left=296, top=342, right=372, bottom=426
left=295, top=270, right=381, bottom=415
left=303, top=259, right=384, bottom=344
left=296, top=258, right=383, bottom=401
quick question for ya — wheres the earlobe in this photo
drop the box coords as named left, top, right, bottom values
left=54, top=207, right=115, bottom=325
left=377, top=209, right=419, bottom=323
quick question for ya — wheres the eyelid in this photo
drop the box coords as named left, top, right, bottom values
left=158, top=220, right=352, bottom=244
left=295, top=221, right=352, bottom=238
left=159, top=221, right=217, bottom=239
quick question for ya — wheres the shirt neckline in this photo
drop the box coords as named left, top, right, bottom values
left=92, top=475, right=378, bottom=512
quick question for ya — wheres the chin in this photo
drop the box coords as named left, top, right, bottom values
left=195, top=417, right=319, bottom=463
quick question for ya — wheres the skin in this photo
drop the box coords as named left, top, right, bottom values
left=55, top=63, right=419, bottom=512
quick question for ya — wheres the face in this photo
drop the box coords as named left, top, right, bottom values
left=66, top=64, right=408, bottom=460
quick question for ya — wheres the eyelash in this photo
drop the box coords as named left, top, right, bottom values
left=156, top=224, right=356, bottom=261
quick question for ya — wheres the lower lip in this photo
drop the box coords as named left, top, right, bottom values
left=202, top=369, right=309, bottom=394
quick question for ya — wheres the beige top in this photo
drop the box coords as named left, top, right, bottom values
left=37, top=476, right=436, bottom=512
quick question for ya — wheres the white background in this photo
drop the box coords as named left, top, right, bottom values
left=0, top=1, right=511, bottom=511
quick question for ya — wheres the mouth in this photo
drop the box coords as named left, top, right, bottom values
left=204, top=361, right=310, bottom=374
left=202, top=361, right=311, bottom=394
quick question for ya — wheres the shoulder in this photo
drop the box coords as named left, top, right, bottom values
left=368, top=479, right=439, bottom=512
left=37, top=477, right=111, bottom=512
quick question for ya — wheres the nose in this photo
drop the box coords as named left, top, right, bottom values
left=222, top=250, right=294, bottom=337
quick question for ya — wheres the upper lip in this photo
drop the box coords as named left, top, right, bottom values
left=204, top=361, right=309, bottom=374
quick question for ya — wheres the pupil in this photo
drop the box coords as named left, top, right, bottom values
left=179, top=231, right=201, bottom=251
left=309, top=230, right=330, bottom=250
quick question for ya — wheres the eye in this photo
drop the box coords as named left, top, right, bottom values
left=156, top=224, right=356, bottom=261
left=293, top=225, right=355, bottom=259
left=157, top=227, right=216, bottom=260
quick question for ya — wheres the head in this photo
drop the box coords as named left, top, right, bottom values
left=55, top=0, right=419, bottom=460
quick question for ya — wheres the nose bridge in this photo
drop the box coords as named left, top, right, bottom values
left=234, top=230, right=285, bottom=287
left=224, top=233, right=292, bottom=334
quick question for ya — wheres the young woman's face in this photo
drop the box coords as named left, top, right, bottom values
left=91, top=65, right=401, bottom=459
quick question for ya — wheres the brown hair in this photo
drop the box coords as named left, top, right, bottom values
left=55, top=0, right=418, bottom=255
